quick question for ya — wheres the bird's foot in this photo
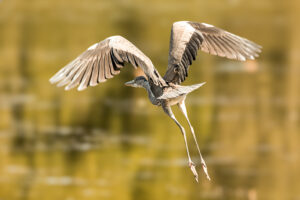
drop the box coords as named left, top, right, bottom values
left=201, top=158, right=211, bottom=181
left=189, top=161, right=198, bottom=182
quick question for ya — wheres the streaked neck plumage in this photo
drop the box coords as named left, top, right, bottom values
left=142, top=81, right=160, bottom=106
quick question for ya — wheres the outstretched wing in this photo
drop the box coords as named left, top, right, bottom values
left=164, top=21, right=262, bottom=84
left=50, top=35, right=166, bottom=91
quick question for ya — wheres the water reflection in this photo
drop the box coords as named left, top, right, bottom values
left=0, top=0, right=299, bottom=199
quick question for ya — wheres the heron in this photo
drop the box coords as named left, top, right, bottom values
left=49, top=21, right=262, bottom=182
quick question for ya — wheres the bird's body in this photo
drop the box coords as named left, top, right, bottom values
left=50, top=21, right=262, bottom=182
left=162, top=91, right=186, bottom=107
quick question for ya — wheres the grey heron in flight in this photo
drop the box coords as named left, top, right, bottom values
left=50, top=21, right=262, bottom=182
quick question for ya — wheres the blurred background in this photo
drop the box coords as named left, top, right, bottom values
left=0, top=0, right=299, bottom=199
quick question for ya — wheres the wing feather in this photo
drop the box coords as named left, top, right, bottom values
left=164, top=21, right=262, bottom=84
left=50, top=36, right=166, bottom=91
left=78, top=59, right=93, bottom=91
left=89, top=61, right=99, bottom=87
left=97, top=53, right=106, bottom=83
left=65, top=61, right=88, bottom=90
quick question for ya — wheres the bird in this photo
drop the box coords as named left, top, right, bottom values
left=49, top=21, right=262, bottom=182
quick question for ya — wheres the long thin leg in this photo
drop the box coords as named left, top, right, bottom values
left=178, top=100, right=211, bottom=181
left=162, top=105, right=199, bottom=182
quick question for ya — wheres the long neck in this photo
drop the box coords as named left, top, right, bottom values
left=143, top=82, right=159, bottom=105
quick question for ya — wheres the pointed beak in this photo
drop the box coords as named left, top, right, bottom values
left=125, top=80, right=135, bottom=87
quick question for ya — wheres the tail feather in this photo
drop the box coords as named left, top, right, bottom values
left=158, top=82, right=205, bottom=100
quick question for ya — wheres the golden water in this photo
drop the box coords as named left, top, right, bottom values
left=0, top=0, right=299, bottom=199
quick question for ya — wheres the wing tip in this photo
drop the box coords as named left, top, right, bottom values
left=89, top=82, right=98, bottom=87
left=240, top=56, right=246, bottom=62
left=64, top=87, right=71, bottom=91
left=49, top=76, right=60, bottom=84
left=64, top=83, right=76, bottom=91
left=49, top=78, right=56, bottom=84
left=77, top=85, right=87, bottom=91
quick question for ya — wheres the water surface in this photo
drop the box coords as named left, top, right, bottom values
left=0, top=0, right=299, bottom=199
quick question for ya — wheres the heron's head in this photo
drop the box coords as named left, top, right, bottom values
left=124, top=76, right=148, bottom=88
